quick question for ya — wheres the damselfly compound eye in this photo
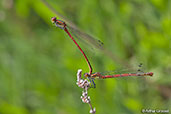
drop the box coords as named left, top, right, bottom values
left=51, top=17, right=56, bottom=23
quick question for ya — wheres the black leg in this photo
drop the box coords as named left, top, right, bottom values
left=88, top=78, right=96, bottom=88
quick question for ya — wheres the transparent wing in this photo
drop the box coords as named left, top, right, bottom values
left=67, top=25, right=104, bottom=50
left=99, top=63, right=147, bottom=75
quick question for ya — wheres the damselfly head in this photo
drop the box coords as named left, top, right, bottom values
left=84, top=73, right=90, bottom=78
left=51, top=17, right=57, bottom=24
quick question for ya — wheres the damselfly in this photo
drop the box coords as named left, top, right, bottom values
left=84, top=63, right=153, bottom=87
left=51, top=17, right=103, bottom=74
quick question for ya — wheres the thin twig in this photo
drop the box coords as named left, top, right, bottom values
left=76, top=69, right=96, bottom=114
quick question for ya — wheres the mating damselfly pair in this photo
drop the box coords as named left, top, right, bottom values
left=51, top=17, right=153, bottom=87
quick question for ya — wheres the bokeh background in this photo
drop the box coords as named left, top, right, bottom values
left=0, top=0, right=170, bottom=114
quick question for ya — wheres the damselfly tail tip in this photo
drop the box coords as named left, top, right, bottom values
left=148, top=72, right=154, bottom=76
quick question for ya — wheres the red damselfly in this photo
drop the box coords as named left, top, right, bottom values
left=84, top=63, right=153, bottom=87
left=51, top=17, right=103, bottom=74
left=84, top=71, right=153, bottom=79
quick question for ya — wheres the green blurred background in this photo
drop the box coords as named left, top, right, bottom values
left=0, top=0, right=170, bottom=114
